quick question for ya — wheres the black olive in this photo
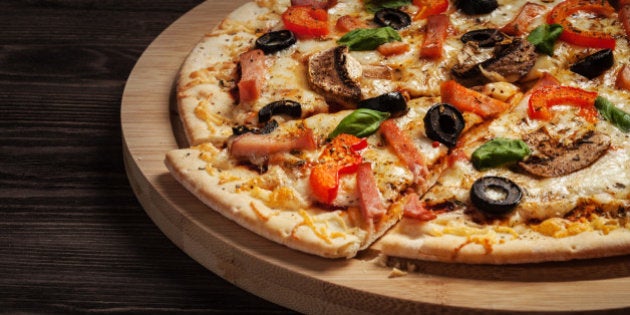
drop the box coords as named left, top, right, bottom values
left=570, top=49, right=614, bottom=79
left=470, top=176, right=522, bottom=216
left=423, top=103, right=465, bottom=148
left=258, top=100, right=302, bottom=123
left=255, top=30, right=297, bottom=54
left=456, top=0, right=499, bottom=15
left=460, top=29, right=506, bottom=48
left=358, top=92, right=408, bottom=117
left=232, top=119, right=279, bottom=136
left=374, top=8, right=411, bottom=30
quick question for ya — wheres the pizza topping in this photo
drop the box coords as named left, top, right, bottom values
left=358, top=92, right=408, bottom=117
left=413, top=0, right=449, bottom=20
left=471, top=138, right=531, bottom=170
left=379, top=119, right=429, bottom=186
left=229, top=125, right=317, bottom=163
left=619, top=3, right=630, bottom=38
left=402, top=193, right=437, bottom=221
left=460, top=29, right=507, bottom=48
left=281, top=5, right=330, bottom=39
left=547, top=0, right=616, bottom=49
left=374, top=8, right=412, bottom=30
left=255, top=30, right=297, bottom=54
left=364, top=0, right=412, bottom=13
left=376, top=41, right=410, bottom=56
left=419, top=14, right=450, bottom=59
left=423, top=103, right=465, bottom=148
left=357, top=162, right=387, bottom=222
left=518, top=129, right=611, bottom=177
left=335, top=15, right=367, bottom=33
left=569, top=48, right=614, bottom=79
left=455, top=0, right=499, bottom=15
left=440, top=80, right=510, bottom=119
left=258, top=100, right=302, bottom=123
left=470, top=176, right=523, bottom=216
left=309, top=134, right=366, bottom=204
left=307, top=46, right=362, bottom=107
left=527, top=85, right=598, bottom=122
left=337, top=26, right=402, bottom=51
left=616, top=64, right=630, bottom=91
left=526, top=23, right=563, bottom=56
left=328, top=108, right=391, bottom=139
left=290, top=0, right=335, bottom=9
left=500, top=2, right=547, bottom=36
left=237, top=49, right=266, bottom=103
left=452, top=38, right=537, bottom=86
left=594, top=96, right=630, bottom=132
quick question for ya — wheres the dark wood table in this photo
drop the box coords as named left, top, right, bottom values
left=0, top=1, right=294, bottom=313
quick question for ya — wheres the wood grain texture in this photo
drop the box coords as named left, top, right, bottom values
left=0, top=0, right=292, bottom=313
left=121, top=1, right=630, bottom=314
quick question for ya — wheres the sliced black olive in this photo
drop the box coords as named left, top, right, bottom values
left=255, top=30, right=297, bottom=54
left=460, top=29, right=506, bottom=48
left=423, top=103, right=465, bottom=148
left=232, top=119, right=279, bottom=136
left=456, top=0, right=499, bottom=15
left=374, top=8, right=411, bottom=30
left=470, top=176, right=522, bottom=216
left=258, top=100, right=302, bottom=123
left=358, top=92, right=408, bottom=117
left=570, top=49, right=614, bottom=79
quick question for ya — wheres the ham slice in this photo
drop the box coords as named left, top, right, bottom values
left=356, top=163, right=386, bottom=223
left=237, top=49, right=265, bottom=103
left=229, top=127, right=316, bottom=159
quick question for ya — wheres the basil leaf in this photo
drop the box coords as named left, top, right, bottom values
left=328, top=108, right=391, bottom=139
left=337, top=27, right=402, bottom=51
left=472, top=138, right=531, bottom=170
left=595, top=96, right=630, bottom=132
left=527, top=23, right=563, bottom=56
left=364, top=0, right=412, bottom=13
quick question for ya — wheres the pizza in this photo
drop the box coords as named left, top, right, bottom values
left=165, top=0, right=630, bottom=264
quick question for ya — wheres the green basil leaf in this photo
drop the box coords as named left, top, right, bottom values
left=337, top=27, right=402, bottom=51
left=595, top=96, right=630, bottom=132
left=328, top=108, right=391, bottom=139
left=364, top=0, right=412, bottom=13
left=527, top=23, right=563, bottom=56
left=472, top=138, right=531, bottom=170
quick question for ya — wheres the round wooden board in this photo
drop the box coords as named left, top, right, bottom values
left=121, top=1, right=630, bottom=313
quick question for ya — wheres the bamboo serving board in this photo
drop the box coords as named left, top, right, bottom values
left=121, top=1, right=630, bottom=313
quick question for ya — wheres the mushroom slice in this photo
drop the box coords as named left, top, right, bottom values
left=518, top=129, right=611, bottom=178
left=480, top=38, right=537, bottom=83
left=307, top=46, right=362, bottom=107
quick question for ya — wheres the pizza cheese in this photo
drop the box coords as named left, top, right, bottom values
left=166, top=0, right=630, bottom=263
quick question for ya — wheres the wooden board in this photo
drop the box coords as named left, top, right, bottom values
left=121, top=1, right=630, bottom=313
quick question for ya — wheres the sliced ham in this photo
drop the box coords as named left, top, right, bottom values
left=229, top=127, right=316, bottom=159
left=402, top=193, right=436, bottom=221
left=237, top=49, right=266, bottom=103
left=500, top=2, right=547, bottom=36
left=356, top=163, right=386, bottom=223
left=379, top=119, right=429, bottom=187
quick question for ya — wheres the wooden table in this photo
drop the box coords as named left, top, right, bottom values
left=0, top=1, right=292, bottom=313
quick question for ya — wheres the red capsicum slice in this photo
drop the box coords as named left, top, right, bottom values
left=547, top=0, right=616, bottom=49
left=413, top=0, right=449, bottom=20
left=420, top=14, right=450, bottom=59
left=282, top=5, right=330, bottom=38
left=528, top=85, right=598, bottom=122
left=309, top=134, right=367, bottom=204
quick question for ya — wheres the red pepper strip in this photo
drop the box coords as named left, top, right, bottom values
left=413, top=0, right=449, bottom=20
left=440, top=80, right=510, bottom=119
left=402, top=193, right=436, bottom=221
left=616, top=64, right=630, bottom=91
left=379, top=119, right=429, bottom=187
left=356, top=163, right=387, bottom=223
left=547, top=0, right=616, bottom=49
left=500, top=2, right=547, bottom=36
left=282, top=5, right=330, bottom=38
left=420, top=14, right=450, bottom=59
left=309, top=134, right=366, bottom=204
left=237, top=49, right=266, bottom=103
left=528, top=85, right=598, bottom=122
